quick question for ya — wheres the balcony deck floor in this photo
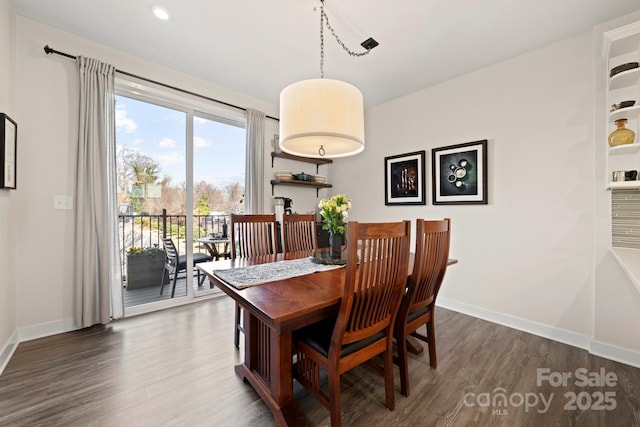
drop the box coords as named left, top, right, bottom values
left=123, top=275, right=223, bottom=308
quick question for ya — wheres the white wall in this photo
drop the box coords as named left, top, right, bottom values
left=333, top=28, right=640, bottom=364
left=6, top=11, right=640, bottom=370
left=10, top=17, right=327, bottom=336
left=0, top=0, right=18, bottom=372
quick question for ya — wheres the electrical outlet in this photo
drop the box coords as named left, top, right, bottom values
left=53, top=195, right=73, bottom=210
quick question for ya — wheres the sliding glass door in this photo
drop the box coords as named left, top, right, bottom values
left=114, top=83, right=246, bottom=313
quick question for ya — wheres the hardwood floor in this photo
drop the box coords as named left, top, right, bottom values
left=1, top=298, right=639, bottom=426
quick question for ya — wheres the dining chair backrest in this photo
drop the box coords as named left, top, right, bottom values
left=393, top=218, right=450, bottom=397
left=337, top=220, right=411, bottom=349
left=293, top=220, right=411, bottom=426
left=230, top=214, right=277, bottom=258
left=282, top=213, right=317, bottom=253
left=403, top=218, right=450, bottom=317
left=229, top=213, right=278, bottom=348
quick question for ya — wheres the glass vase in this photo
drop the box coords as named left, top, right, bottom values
left=329, top=232, right=343, bottom=259
left=608, top=118, right=635, bottom=147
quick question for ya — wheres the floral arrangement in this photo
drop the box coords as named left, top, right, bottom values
left=127, top=245, right=164, bottom=256
left=319, top=194, right=351, bottom=235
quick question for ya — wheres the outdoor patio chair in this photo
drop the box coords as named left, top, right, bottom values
left=160, top=237, right=213, bottom=298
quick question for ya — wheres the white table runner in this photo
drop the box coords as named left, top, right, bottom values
left=213, top=257, right=344, bottom=289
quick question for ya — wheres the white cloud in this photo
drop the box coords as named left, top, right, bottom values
left=194, top=117, right=207, bottom=125
left=133, top=138, right=144, bottom=145
left=115, top=105, right=137, bottom=133
left=194, top=136, right=212, bottom=148
left=158, top=138, right=176, bottom=148
left=155, top=152, right=184, bottom=166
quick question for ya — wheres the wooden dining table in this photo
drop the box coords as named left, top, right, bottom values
left=198, top=251, right=457, bottom=426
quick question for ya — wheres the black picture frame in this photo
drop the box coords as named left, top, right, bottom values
left=432, top=140, right=488, bottom=205
left=384, top=150, right=426, bottom=205
left=0, top=113, right=17, bottom=190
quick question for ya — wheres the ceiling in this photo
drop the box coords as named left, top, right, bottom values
left=12, top=0, right=640, bottom=109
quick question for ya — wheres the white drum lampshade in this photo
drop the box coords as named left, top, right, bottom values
left=279, top=78, right=365, bottom=158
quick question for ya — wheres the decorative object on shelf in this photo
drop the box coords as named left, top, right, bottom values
left=319, top=194, right=351, bottom=258
left=612, top=170, right=626, bottom=182
left=279, top=1, right=378, bottom=159
left=384, top=150, right=426, bottom=205
left=610, top=62, right=639, bottom=78
left=275, top=170, right=293, bottom=181
left=292, top=172, right=313, bottom=181
left=432, top=140, right=488, bottom=205
left=610, top=100, right=636, bottom=112
left=608, top=118, right=635, bottom=147
left=0, top=113, right=17, bottom=190
left=614, top=170, right=640, bottom=182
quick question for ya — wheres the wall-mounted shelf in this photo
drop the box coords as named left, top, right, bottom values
left=270, top=151, right=332, bottom=197
left=607, top=181, right=640, bottom=190
left=270, top=179, right=332, bottom=196
left=271, top=151, right=332, bottom=174
left=610, top=105, right=640, bottom=123
left=609, top=67, right=640, bottom=91
left=609, top=143, right=640, bottom=155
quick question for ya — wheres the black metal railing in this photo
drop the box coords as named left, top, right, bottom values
left=118, top=209, right=230, bottom=280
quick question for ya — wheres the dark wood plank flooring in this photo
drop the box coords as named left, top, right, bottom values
left=1, top=298, right=639, bottom=426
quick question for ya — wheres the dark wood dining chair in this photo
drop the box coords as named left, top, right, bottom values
left=394, top=218, right=450, bottom=397
left=282, top=213, right=317, bottom=252
left=293, top=220, right=411, bottom=427
left=159, top=237, right=213, bottom=298
left=230, top=213, right=278, bottom=347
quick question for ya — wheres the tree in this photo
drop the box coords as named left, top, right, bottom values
left=116, top=146, right=163, bottom=212
left=195, top=193, right=210, bottom=215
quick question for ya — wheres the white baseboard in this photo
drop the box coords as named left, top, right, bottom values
left=590, top=340, right=640, bottom=369
left=0, top=330, right=19, bottom=376
left=436, top=297, right=640, bottom=369
left=436, top=297, right=591, bottom=349
left=18, top=318, right=77, bottom=343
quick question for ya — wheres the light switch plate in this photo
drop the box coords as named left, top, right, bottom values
left=53, top=195, right=73, bottom=210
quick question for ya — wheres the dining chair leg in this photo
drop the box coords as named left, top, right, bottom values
left=328, top=370, right=342, bottom=427
left=397, top=332, right=410, bottom=397
left=426, top=318, right=437, bottom=369
left=383, top=346, right=396, bottom=410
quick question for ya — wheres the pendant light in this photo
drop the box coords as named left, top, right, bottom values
left=279, top=1, right=378, bottom=158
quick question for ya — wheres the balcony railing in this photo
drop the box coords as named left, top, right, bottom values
left=118, top=209, right=230, bottom=281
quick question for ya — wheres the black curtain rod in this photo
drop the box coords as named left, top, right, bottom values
left=43, top=45, right=279, bottom=122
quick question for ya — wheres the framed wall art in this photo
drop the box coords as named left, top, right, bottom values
left=0, top=113, right=17, bottom=190
left=432, top=139, right=487, bottom=205
left=384, top=150, right=426, bottom=205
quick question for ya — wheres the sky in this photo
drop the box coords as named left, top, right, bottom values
left=115, top=95, right=246, bottom=188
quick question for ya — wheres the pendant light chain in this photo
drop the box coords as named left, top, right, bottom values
left=319, top=2, right=372, bottom=79
left=320, top=3, right=325, bottom=78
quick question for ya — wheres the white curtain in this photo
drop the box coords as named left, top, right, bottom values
left=245, top=109, right=265, bottom=213
left=74, top=56, right=123, bottom=327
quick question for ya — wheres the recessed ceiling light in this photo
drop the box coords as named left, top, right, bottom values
left=151, top=6, right=170, bottom=21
